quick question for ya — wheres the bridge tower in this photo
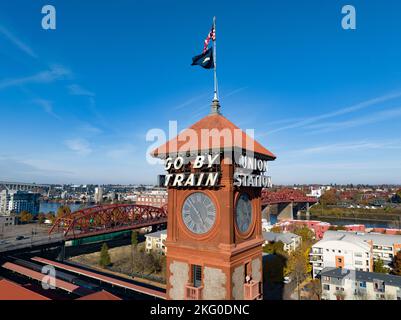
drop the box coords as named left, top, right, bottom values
left=151, top=99, right=276, bottom=300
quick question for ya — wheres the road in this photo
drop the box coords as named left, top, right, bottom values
left=0, top=223, right=63, bottom=253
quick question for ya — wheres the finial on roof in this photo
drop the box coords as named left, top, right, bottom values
left=210, top=98, right=221, bottom=115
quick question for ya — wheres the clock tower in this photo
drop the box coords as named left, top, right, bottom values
left=151, top=99, right=276, bottom=300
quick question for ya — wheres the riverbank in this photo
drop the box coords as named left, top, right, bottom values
left=309, top=205, right=401, bottom=221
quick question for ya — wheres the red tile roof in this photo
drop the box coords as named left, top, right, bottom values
left=0, top=279, right=49, bottom=300
left=77, top=290, right=121, bottom=300
left=151, top=113, right=276, bottom=159
left=1, top=262, right=92, bottom=296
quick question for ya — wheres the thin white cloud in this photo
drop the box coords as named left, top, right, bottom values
left=0, top=65, right=70, bottom=90
left=65, top=139, right=92, bottom=156
left=32, top=99, right=61, bottom=120
left=0, top=25, right=37, bottom=58
left=106, top=144, right=136, bottom=159
left=67, top=84, right=95, bottom=97
left=80, top=123, right=102, bottom=135
left=289, top=139, right=401, bottom=156
left=306, top=106, right=401, bottom=134
left=261, top=90, right=401, bottom=136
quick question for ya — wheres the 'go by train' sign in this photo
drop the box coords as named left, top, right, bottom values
left=162, top=153, right=272, bottom=188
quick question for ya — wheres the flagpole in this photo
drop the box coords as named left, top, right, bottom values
left=213, top=16, right=219, bottom=102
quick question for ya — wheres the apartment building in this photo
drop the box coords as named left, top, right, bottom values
left=263, top=231, right=302, bottom=253
left=310, top=233, right=373, bottom=278
left=0, top=190, right=40, bottom=215
left=136, top=188, right=167, bottom=208
left=320, top=267, right=401, bottom=300
left=145, top=229, right=167, bottom=255
left=323, top=230, right=401, bottom=269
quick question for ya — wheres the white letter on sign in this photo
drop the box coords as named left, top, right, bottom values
left=193, top=155, right=205, bottom=169
left=208, top=154, right=220, bottom=167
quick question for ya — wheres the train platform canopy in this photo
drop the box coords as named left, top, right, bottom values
left=77, top=290, right=121, bottom=300
left=0, top=279, right=49, bottom=300
left=151, top=112, right=276, bottom=160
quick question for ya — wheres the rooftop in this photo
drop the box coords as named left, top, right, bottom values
left=263, top=231, right=300, bottom=245
left=320, top=267, right=401, bottom=287
left=323, top=230, right=401, bottom=246
left=77, top=290, right=121, bottom=300
left=145, top=229, right=167, bottom=238
left=151, top=112, right=276, bottom=159
left=0, top=279, right=50, bottom=300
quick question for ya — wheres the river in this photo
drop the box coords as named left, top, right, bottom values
left=39, top=202, right=91, bottom=214
left=269, top=214, right=400, bottom=229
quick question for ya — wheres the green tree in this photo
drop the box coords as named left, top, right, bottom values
left=99, top=243, right=111, bottom=268
left=392, top=251, right=401, bottom=276
left=374, top=258, right=388, bottom=273
left=131, top=230, right=139, bottom=247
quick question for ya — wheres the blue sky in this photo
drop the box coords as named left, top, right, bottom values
left=1, top=0, right=401, bottom=185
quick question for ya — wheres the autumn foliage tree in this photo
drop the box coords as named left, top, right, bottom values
left=19, top=211, right=33, bottom=223
left=392, top=251, right=401, bottom=276
left=319, top=189, right=339, bottom=206
left=56, top=205, right=71, bottom=218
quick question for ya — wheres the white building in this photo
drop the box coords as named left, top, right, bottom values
left=94, top=187, right=103, bottom=204
left=320, top=267, right=401, bottom=300
left=323, top=230, right=401, bottom=269
left=0, top=215, right=15, bottom=233
left=310, top=233, right=373, bottom=278
left=145, top=229, right=167, bottom=255
left=0, top=190, right=10, bottom=214
left=263, top=231, right=302, bottom=253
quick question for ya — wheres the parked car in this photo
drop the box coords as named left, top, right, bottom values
left=283, top=276, right=291, bottom=284
left=15, top=235, right=25, bottom=240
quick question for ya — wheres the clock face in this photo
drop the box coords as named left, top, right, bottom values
left=182, top=192, right=216, bottom=235
left=235, top=193, right=253, bottom=233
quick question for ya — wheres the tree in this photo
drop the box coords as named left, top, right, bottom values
left=45, top=212, right=56, bottom=224
left=130, top=230, right=139, bottom=273
left=306, top=279, right=322, bottom=300
left=270, top=226, right=282, bottom=233
left=37, top=213, right=46, bottom=224
left=19, top=211, right=33, bottom=223
left=293, top=226, right=314, bottom=244
left=263, top=241, right=285, bottom=255
left=392, top=251, right=401, bottom=276
left=374, top=258, right=388, bottom=274
left=57, top=205, right=71, bottom=218
left=131, top=230, right=138, bottom=247
left=329, top=225, right=347, bottom=231
left=285, top=248, right=309, bottom=299
left=319, top=189, right=338, bottom=206
left=99, top=243, right=111, bottom=268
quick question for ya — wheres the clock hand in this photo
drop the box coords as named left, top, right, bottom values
left=189, top=201, right=205, bottom=225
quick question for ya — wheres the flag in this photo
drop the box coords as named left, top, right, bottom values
left=203, top=25, right=215, bottom=53
left=191, top=47, right=214, bottom=69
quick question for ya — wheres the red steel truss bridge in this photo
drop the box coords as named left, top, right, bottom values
left=48, top=204, right=167, bottom=240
